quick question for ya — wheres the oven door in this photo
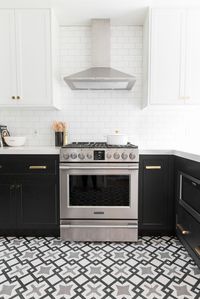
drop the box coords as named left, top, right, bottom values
left=60, top=163, right=138, bottom=219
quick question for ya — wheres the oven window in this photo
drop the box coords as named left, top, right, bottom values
left=69, top=175, right=129, bottom=206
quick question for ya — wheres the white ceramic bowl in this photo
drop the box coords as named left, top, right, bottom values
left=4, top=136, right=26, bottom=147
left=107, top=134, right=128, bottom=145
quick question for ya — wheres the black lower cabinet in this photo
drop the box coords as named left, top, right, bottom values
left=139, top=155, right=175, bottom=235
left=0, top=155, right=59, bottom=236
left=16, top=178, right=59, bottom=236
left=0, top=178, right=16, bottom=230
left=175, top=156, right=200, bottom=268
left=177, top=204, right=200, bottom=268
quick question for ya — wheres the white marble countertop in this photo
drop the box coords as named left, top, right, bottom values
left=139, top=149, right=174, bottom=155
left=0, top=146, right=200, bottom=163
left=0, top=146, right=60, bottom=155
left=139, top=149, right=200, bottom=163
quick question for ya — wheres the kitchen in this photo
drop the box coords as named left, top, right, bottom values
left=0, top=0, right=200, bottom=298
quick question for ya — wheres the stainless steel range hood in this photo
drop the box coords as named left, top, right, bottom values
left=64, top=19, right=136, bottom=90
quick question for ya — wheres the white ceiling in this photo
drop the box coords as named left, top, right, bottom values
left=1, top=0, right=200, bottom=25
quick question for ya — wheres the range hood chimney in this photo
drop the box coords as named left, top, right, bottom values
left=64, top=19, right=136, bottom=90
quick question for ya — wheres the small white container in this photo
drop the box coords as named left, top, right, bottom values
left=107, top=134, right=128, bottom=145
left=4, top=136, right=26, bottom=147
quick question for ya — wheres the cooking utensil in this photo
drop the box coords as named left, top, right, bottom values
left=107, top=131, right=128, bottom=145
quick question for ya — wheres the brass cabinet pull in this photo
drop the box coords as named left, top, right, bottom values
left=10, top=185, right=15, bottom=191
left=11, top=96, right=20, bottom=100
left=29, top=166, right=47, bottom=170
left=176, top=223, right=190, bottom=235
left=194, top=246, right=200, bottom=256
left=179, top=96, right=190, bottom=100
left=145, top=166, right=161, bottom=170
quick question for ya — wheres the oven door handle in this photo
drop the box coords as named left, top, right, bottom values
left=60, top=224, right=138, bottom=229
left=60, top=166, right=138, bottom=170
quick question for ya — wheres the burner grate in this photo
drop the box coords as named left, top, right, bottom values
left=62, top=142, right=138, bottom=149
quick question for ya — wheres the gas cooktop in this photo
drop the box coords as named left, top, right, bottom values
left=60, top=142, right=139, bottom=163
left=62, top=142, right=138, bottom=149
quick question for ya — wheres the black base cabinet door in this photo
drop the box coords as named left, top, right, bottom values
left=16, top=177, right=59, bottom=234
left=139, top=155, right=175, bottom=235
left=0, top=155, right=59, bottom=237
left=0, top=177, right=16, bottom=230
left=175, top=156, right=200, bottom=268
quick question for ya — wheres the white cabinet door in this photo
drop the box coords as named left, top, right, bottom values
left=0, top=10, right=17, bottom=105
left=15, top=9, right=52, bottom=106
left=184, top=9, right=200, bottom=105
left=149, top=9, right=184, bottom=105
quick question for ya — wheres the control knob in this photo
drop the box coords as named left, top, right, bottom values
left=121, top=152, right=128, bottom=160
left=129, top=152, right=136, bottom=160
left=63, top=153, right=69, bottom=160
left=78, top=153, right=85, bottom=160
left=113, top=152, right=120, bottom=160
left=106, top=152, right=112, bottom=159
left=71, top=153, right=77, bottom=159
left=87, top=153, right=93, bottom=160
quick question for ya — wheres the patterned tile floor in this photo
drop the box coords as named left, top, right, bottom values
left=0, top=236, right=199, bottom=299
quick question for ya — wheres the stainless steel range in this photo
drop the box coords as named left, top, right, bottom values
left=60, top=142, right=139, bottom=242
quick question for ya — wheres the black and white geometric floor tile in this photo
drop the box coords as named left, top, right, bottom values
left=0, top=236, right=199, bottom=299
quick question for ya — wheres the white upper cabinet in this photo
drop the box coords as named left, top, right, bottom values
left=0, top=10, right=17, bottom=105
left=149, top=9, right=183, bottom=105
left=0, top=9, right=60, bottom=109
left=15, top=10, right=52, bottom=107
left=143, top=8, right=200, bottom=107
left=184, top=9, right=200, bottom=105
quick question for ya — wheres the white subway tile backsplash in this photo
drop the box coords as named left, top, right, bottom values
left=1, top=25, right=200, bottom=148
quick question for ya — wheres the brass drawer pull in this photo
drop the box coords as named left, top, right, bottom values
left=176, top=223, right=190, bottom=235
left=29, top=166, right=47, bottom=170
left=16, top=96, right=20, bottom=100
left=11, top=96, right=16, bottom=100
left=194, top=246, right=200, bottom=257
left=145, top=166, right=161, bottom=170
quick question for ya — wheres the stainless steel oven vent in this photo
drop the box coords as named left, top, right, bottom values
left=64, top=19, right=136, bottom=90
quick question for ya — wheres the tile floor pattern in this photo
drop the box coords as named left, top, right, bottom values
left=0, top=236, right=199, bottom=299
